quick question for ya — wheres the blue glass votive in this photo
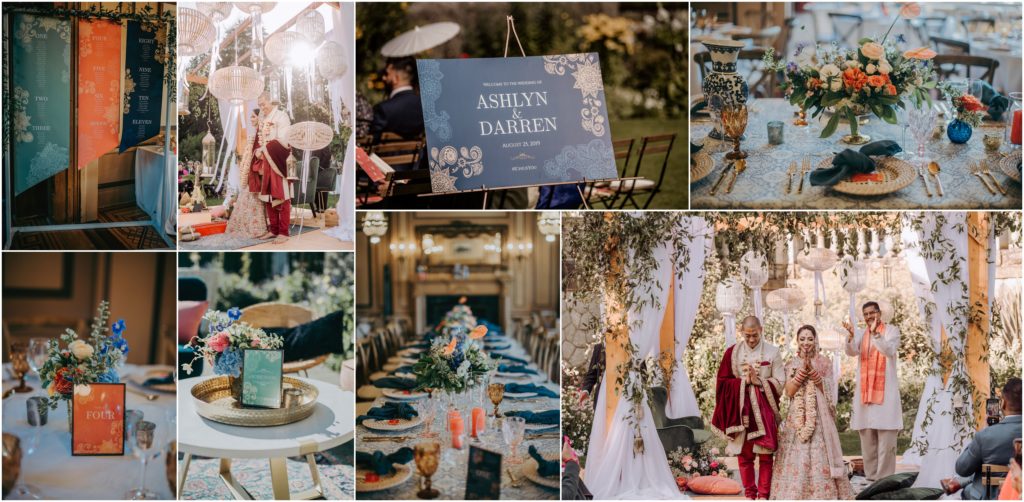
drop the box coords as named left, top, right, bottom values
left=767, top=121, right=784, bottom=145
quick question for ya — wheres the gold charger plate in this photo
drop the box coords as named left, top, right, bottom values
left=520, top=456, right=559, bottom=489
left=356, top=463, right=413, bottom=492
left=362, top=416, right=424, bottom=432
left=817, top=156, right=916, bottom=196
left=191, top=376, right=318, bottom=427
left=690, top=153, right=714, bottom=184
left=999, top=150, right=1021, bottom=183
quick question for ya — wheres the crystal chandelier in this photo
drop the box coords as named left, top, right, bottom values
left=362, top=211, right=388, bottom=244
left=537, top=211, right=561, bottom=242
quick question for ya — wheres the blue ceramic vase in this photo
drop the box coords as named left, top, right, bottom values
left=947, top=118, right=972, bottom=144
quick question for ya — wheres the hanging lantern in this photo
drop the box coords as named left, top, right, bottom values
left=716, top=277, right=744, bottom=347
left=287, top=121, right=335, bottom=198
left=797, top=247, right=837, bottom=319
left=264, top=31, right=309, bottom=67
left=765, top=287, right=806, bottom=345
left=839, top=255, right=868, bottom=325
left=208, top=65, right=264, bottom=104
left=201, top=129, right=216, bottom=175
left=316, top=41, right=348, bottom=80
left=197, top=3, right=231, bottom=23
left=537, top=211, right=561, bottom=242
left=362, top=211, right=388, bottom=244
left=818, top=327, right=845, bottom=403
left=881, top=254, right=896, bottom=288
left=177, top=7, right=216, bottom=57
left=296, top=9, right=326, bottom=45
left=739, top=251, right=769, bottom=319
left=235, top=2, right=277, bottom=70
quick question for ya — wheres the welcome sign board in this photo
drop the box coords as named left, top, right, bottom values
left=417, top=53, right=617, bottom=193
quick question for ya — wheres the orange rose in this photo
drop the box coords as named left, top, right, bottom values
left=469, top=325, right=488, bottom=339
left=899, top=2, right=921, bottom=19
left=843, top=68, right=868, bottom=91
left=443, top=337, right=458, bottom=356
left=903, top=47, right=936, bottom=60
left=958, top=94, right=987, bottom=112
left=867, top=75, right=887, bottom=88
left=808, top=77, right=823, bottom=90
left=886, top=84, right=898, bottom=95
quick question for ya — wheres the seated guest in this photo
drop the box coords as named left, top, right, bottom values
left=947, top=378, right=1022, bottom=499
left=998, top=454, right=1021, bottom=500
left=370, top=57, right=424, bottom=146
left=562, top=439, right=591, bottom=500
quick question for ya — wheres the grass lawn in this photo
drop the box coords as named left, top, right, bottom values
left=608, top=117, right=688, bottom=209
left=201, top=194, right=340, bottom=209
left=839, top=430, right=912, bottom=457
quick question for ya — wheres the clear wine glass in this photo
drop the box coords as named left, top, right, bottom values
left=501, top=416, right=526, bottom=465
left=26, top=338, right=49, bottom=383
left=418, top=396, right=438, bottom=438
left=124, top=420, right=163, bottom=499
left=907, top=105, right=938, bottom=161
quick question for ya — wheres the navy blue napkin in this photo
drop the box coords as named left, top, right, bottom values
left=388, top=364, right=415, bottom=375
left=143, top=372, right=174, bottom=387
left=357, top=402, right=419, bottom=425
left=498, top=364, right=537, bottom=375
left=975, top=80, right=1009, bottom=120
left=356, top=448, right=414, bottom=475
left=490, top=353, right=528, bottom=365
left=528, top=445, right=559, bottom=477
left=504, top=383, right=559, bottom=398
left=809, top=140, right=902, bottom=187
left=505, top=409, right=559, bottom=425
left=373, top=377, right=417, bottom=390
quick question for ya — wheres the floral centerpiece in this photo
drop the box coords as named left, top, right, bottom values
left=37, top=301, right=128, bottom=425
left=668, top=443, right=733, bottom=491
left=181, top=307, right=283, bottom=400
left=938, top=81, right=987, bottom=143
left=412, top=324, right=492, bottom=394
left=764, top=2, right=938, bottom=142
left=434, top=298, right=477, bottom=335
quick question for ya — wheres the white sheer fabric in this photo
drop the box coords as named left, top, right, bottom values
left=585, top=241, right=687, bottom=500
left=666, top=217, right=711, bottom=419
left=900, top=212, right=976, bottom=488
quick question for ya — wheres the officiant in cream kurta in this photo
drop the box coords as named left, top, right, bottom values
left=844, top=300, right=903, bottom=482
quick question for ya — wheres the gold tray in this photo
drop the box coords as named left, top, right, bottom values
left=817, top=156, right=916, bottom=196
left=191, top=376, right=319, bottom=427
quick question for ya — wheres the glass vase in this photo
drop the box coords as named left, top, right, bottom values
left=947, top=118, right=972, bottom=144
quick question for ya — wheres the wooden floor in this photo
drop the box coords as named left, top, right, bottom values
left=9, top=204, right=172, bottom=250
left=179, top=208, right=353, bottom=251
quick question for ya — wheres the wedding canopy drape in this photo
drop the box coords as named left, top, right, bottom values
left=900, top=212, right=978, bottom=489
left=666, top=217, right=711, bottom=419
left=586, top=241, right=686, bottom=500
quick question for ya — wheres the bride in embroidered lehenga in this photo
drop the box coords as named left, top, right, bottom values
left=770, top=325, right=855, bottom=500
left=224, top=111, right=269, bottom=239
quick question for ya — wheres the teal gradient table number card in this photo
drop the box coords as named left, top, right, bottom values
left=241, top=349, right=284, bottom=408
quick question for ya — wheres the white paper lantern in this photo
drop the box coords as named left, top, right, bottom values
left=818, top=329, right=844, bottom=352
left=234, top=2, right=277, bottom=14
left=766, top=287, right=806, bottom=344
left=208, top=65, right=264, bottom=104
left=264, top=31, right=310, bottom=67
left=739, top=251, right=769, bottom=318
left=287, top=121, right=334, bottom=151
left=178, top=7, right=216, bottom=57
left=316, top=41, right=348, bottom=80
left=839, top=255, right=868, bottom=293
left=798, top=247, right=837, bottom=319
left=197, top=3, right=232, bottom=23
left=716, top=277, right=744, bottom=347
left=296, top=9, right=326, bottom=45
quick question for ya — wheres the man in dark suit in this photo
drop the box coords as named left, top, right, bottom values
left=579, top=339, right=606, bottom=411
left=370, top=57, right=424, bottom=145
left=948, top=378, right=1022, bottom=499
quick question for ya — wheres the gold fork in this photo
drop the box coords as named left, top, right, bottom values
left=725, top=159, right=747, bottom=194
left=982, top=161, right=1007, bottom=195
left=971, top=162, right=997, bottom=194
left=785, top=161, right=796, bottom=194
left=797, top=158, right=809, bottom=194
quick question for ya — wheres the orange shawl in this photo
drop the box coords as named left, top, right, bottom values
left=860, top=323, right=886, bottom=404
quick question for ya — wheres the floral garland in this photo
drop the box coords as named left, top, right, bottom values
left=38, top=301, right=128, bottom=411
left=793, top=379, right=818, bottom=443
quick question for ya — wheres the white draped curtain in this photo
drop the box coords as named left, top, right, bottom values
left=900, top=212, right=977, bottom=489
left=585, top=239, right=686, bottom=500
left=666, top=217, right=711, bottom=419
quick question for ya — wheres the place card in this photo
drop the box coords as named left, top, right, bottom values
left=464, top=445, right=502, bottom=500
left=241, top=349, right=284, bottom=408
left=71, top=383, right=125, bottom=456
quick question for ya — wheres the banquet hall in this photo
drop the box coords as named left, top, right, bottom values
left=689, top=2, right=1022, bottom=209
left=354, top=211, right=560, bottom=499
left=2, top=252, right=177, bottom=499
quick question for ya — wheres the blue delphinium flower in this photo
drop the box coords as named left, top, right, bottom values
left=214, top=347, right=243, bottom=377
left=786, top=61, right=798, bottom=73
left=896, top=33, right=906, bottom=44
left=227, top=307, right=242, bottom=321
left=793, top=42, right=806, bottom=57
left=112, top=319, right=126, bottom=336
left=96, top=369, right=120, bottom=383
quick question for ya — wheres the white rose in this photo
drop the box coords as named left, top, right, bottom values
left=68, top=340, right=94, bottom=360
left=866, top=63, right=877, bottom=74
left=819, top=64, right=841, bottom=79
left=878, top=60, right=892, bottom=75
left=844, top=60, right=862, bottom=70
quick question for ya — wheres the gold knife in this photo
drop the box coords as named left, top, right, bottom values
left=785, top=161, right=796, bottom=194
left=361, top=436, right=410, bottom=442
left=709, top=161, right=733, bottom=195
left=725, top=159, right=746, bottom=194
left=797, top=158, right=808, bottom=193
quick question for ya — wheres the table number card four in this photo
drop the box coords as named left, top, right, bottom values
left=71, top=383, right=125, bottom=456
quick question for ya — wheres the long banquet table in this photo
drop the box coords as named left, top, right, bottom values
left=690, top=98, right=1022, bottom=209
left=1, top=364, right=176, bottom=500
left=356, top=328, right=560, bottom=500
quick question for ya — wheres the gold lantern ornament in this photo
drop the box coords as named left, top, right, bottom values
left=201, top=129, right=216, bottom=176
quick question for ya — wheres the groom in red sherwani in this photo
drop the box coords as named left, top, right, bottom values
left=710, top=316, right=785, bottom=500
left=252, top=92, right=293, bottom=244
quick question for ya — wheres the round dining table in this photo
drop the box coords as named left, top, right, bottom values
left=2, top=364, right=176, bottom=500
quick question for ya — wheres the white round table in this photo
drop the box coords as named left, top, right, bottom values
left=177, top=376, right=354, bottom=500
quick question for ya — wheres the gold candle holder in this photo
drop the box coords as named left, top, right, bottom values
left=793, top=105, right=809, bottom=126
left=722, top=104, right=749, bottom=160
left=487, top=383, right=504, bottom=419
left=8, top=343, right=32, bottom=393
